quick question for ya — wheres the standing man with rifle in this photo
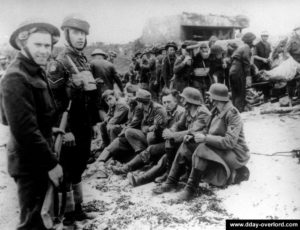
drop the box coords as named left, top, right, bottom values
left=0, top=19, right=63, bottom=230
left=47, top=14, right=99, bottom=225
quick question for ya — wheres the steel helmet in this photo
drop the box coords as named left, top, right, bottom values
left=242, top=32, right=256, bottom=44
left=61, top=14, right=90, bottom=34
left=91, top=48, right=108, bottom=58
left=208, top=83, right=229, bottom=102
left=180, top=87, right=203, bottom=105
left=10, top=19, right=60, bottom=50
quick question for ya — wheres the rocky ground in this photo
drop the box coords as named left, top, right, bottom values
left=0, top=102, right=300, bottom=230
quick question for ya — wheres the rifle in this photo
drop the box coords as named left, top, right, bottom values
left=53, top=56, right=78, bottom=159
left=54, top=100, right=72, bottom=159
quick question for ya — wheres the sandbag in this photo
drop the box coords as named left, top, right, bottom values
left=264, top=56, right=300, bottom=81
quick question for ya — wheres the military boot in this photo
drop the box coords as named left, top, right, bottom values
left=111, top=154, right=144, bottom=175
left=72, top=183, right=96, bottom=221
left=128, top=160, right=166, bottom=187
left=176, top=168, right=202, bottom=202
left=152, top=162, right=184, bottom=194
left=179, top=166, right=191, bottom=183
left=154, top=154, right=171, bottom=183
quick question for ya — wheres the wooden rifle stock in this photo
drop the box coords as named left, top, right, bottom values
left=54, top=100, right=72, bottom=159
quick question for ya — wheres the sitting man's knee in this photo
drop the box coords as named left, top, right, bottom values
left=125, top=128, right=135, bottom=139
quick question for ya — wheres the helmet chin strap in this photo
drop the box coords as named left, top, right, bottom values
left=65, top=29, right=87, bottom=52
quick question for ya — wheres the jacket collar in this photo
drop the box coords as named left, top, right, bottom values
left=65, top=45, right=86, bottom=59
left=17, top=52, right=43, bottom=76
left=144, top=101, right=154, bottom=114
left=167, top=105, right=178, bottom=117
left=217, top=101, right=234, bottom=118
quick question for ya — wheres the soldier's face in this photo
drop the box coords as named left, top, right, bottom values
left=124, top=92, right=134, bottom=104
left=162, top=95, right=177, bottom=112
left=200, top=47, right=210, bottom=59
left=261, top=35, right=269, bottom=42
left=25, top=32, right=52, bottom=66
left=105, top=95, right=117, bottom=107
left=69, top=28, right=86, bottom=49
left=168, top=47, right=176, bottom=56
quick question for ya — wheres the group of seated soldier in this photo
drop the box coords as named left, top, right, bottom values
left=90, top=83, right=250, bottom=202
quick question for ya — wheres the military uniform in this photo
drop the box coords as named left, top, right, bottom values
left=90, top=58, right=123, bottom=111
left=112, top=104, right=185, bottom=176
left=1, top=20, right=60, bottom=230
left=48, top=46, right=100, bottom=186
left=129, top=103, right=210, bottom=186
left=191, top=52, right=211, bottom=100
left=192, top=101, right=249, bottom=186
left=162, top=55, right=176, bottom=88
left=99, top=101, right=129, bottom=147
left=136, top=105, right=185, bottom=164
left=98, top=100, right=143, bottom=162
left=125, top=101, right=167, bottom=153
left=229, top=44, right=251, bottom=112
left=172, top=55, right=192, bottom=92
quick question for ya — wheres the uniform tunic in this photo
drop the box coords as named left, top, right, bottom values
left=172, top=55, right=192, bottom=92
left=47, top=46, right=100, bottom=183
left=191, top=53, right=211, bottom=99
left=193, top=101, right=250, bottom=186
left=229, top=44, right=251, bottom=112
left=162, top=55, right=176, bottom=88
left=0, top=53, right=58, bottom=229
left=99, top=102, right=129, bottom=145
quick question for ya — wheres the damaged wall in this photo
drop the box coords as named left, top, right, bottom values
left=141, top=12, right=249, bottom=45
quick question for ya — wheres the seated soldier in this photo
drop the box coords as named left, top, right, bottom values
left=98, top=90, right=129, bottom=150
left=94, top=85, right=143, bottom=163
left=111, top=89, right=185, bottom=175
left=108, top=89, right=167, bottom=169
left=153, top=83, right=250, bottom=202
left=127, top=87, right=211, bottom=186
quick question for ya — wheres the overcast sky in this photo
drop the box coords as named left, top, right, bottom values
left=0, top=0, right=299, bottom=45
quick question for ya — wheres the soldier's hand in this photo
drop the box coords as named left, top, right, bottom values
left=163, top=129, right=174, bottom=139
left=183, top=134, right=193, bottom=143
left=48, top=164, right=63, bottom=187
left=92, top=125, right=100, bottom=139
left=142, top=126, right=149, bottom=133
left=63, top=132, right=76, bottom=147
left=194, top=133, right=205, bottom=143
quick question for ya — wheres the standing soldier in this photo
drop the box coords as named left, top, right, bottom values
left=253, top=31, right=272, bottom=71
left=172, top=43, right=192, bottom=92
left=108, top=51, right=117, bottom=63
left=191, top=43, right=212, bottom=101
left=90, top=48, right=123, bottom=120
left=139, top=49, right=152, bottom=90
left=229, top=32, right=256, bottom=112
left=47, top=14, right=99, bottom=223
left=162, top=42, right=177, bottom=89
left=0, top=20, right=62, bottom=229
left=155, top=45, right=166, bottom=99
